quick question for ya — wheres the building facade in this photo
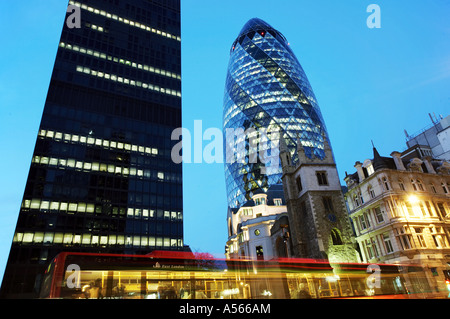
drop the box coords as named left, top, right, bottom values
left=280, top=136, right=359, bottom=264
left=405, top=114, right=450, bottom=161
left=344, top=145, right=450, bottom=295
left=225, top=184, right=290, bottom=260
left=222, top=18, right=330, bottom=210
left=1, top=0, right=183, bottom=298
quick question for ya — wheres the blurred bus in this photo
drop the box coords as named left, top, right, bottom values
left=39, top=251, right=440, bottom=299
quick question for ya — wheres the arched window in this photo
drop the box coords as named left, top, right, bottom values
left=412, top=179, right=424, bottom=191
left=382, top=177, right=390, bottom=191
left=367, top=185, right=376, bottom=199
left=331, top=228, right=343, bottom=245
left=398, top=179, right=405, bottom=191
left=417, top=179, right=424, bottom=191
left=411, top=179, right=417, bottom=191
left=429, top=183, right=437, bottom=193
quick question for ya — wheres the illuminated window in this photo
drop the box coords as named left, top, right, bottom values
left=54, top=233, right=63, bottom=244
left=73, top=235, right=81, bottom=245
left=34, top=233, right=44, bottom=244
left=44, top=233, right=54, bottom=244
left=69, top=1, right=181, bottom=41
left=108, top=235, right=116, bottom=245
left=63, top=234, right=73, bottom=244
left=414, top=228, right=426, bottom=248
left=76, top=65, right=181, bottom=97
left=82, top=234, right=91, bottom=245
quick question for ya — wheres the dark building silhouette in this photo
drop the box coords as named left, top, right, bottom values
left=1, top=0, right=183, bottom=298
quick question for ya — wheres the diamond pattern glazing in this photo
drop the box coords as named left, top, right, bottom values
left=223, top=18, right=330, bottom=209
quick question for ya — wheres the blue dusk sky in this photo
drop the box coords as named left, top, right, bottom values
left=0, top=1, right=449, bottom=281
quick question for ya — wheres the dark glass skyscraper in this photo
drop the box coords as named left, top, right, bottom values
left=223, top=18, right=330, bottom=209
left=1, top=0, right=182, bottom=298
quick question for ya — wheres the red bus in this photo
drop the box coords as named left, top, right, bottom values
left=39, top=251, right=441, bottom=299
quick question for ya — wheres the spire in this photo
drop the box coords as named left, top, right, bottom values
left=279, top=133, right=288, bottom=154
left=372, top=144, right=388, bottom=171
left=279, top=133, right=292, bottom=169
left=296, top=133, right=303, bottom=152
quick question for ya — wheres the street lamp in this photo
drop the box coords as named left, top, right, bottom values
left=408, top=194, right=419, bottom=204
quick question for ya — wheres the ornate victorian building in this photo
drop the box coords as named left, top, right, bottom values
left=344, top=144, right=450, bottom=295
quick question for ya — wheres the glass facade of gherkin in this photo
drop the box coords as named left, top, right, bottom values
left=223, top=18, right=330, bottom=209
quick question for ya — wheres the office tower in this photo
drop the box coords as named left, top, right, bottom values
left=1, top=0, right=182, bottom=298
left=223, top=18, right=330, bottom=209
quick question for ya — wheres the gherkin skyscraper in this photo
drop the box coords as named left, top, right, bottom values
left=223, top=18, right=330, bottom=209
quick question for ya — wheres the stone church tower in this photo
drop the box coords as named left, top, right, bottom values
left=279, top=135, right=359, bottom=264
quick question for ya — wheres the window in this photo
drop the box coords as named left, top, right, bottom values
left=405, top=201, right=415, bottom=216
left=367, top=164, right=374, bottom=176
left=398, top=179, right=405, bottom=191
left=431, top=227, right=449, bottom=248
left=419, top=202, right=428, bottom=217
left=359, top=212, right=371, bottom=230
left=436, top=203, right=448, bottom=218
left=368, top=185, right=376, bottom=199
left=323, top=197, right=334, bottom=214
left=242, top=208, right=253, bottom=216
left=365, top=238, right=378, bottom=259
left=296, top=176, right=302, bottom=192
left=374, top=206, right=384, bottom=223
left=425, top=201, right=435, bottom=216
left=414, top=228, right=426, bottom=248
left=383, top=233, right=394, bottom=254
left=254, top=197, right=266, bottom=206
left=274, top=199, right=282, bottom=206
left=442, top=183, right=449, bottom=194
left=430, top=183, right=437, bottom=194
left=256, top=246, right=264, bottom=260
left=353, top=194, right=360, bottom=208
left=417, top=180, right=424, bottom=191
left=412, top=179, right=424, bottom=191
left=395, top=227, right=413, bottom=250
left=316, top=171, right=328, bottom=186
left=358, top=191, right=364, bottom=205
left=382, top=177, right=390, bottom=191
left=359, top=215, right=367, bottom=230
left=411, top=179, right=417, bottom=191
left=331, top=229, right=343, bottom=245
